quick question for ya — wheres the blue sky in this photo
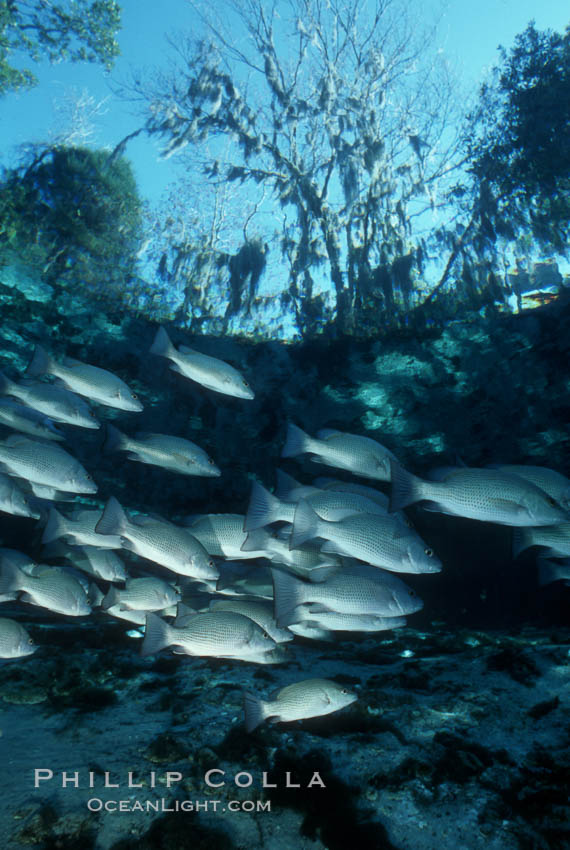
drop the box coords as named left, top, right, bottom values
left=1, top=0, right=568, bottom=206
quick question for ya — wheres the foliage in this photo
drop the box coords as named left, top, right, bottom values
left=0, top=145, right=144, bottom=307
left=420, top=21, right=570, bottom=315
left=466, top=22, right=570, bottom=255
left=0, top=0, right=121, bottom=96
left=125, top=0, right=465, bottom=337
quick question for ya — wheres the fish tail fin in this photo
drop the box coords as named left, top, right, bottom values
left=89, top=583, right=105, bottom=608
left=141, top=613, right=172, bottom=657
left=271, top=567, right=305, bottom=625
left=100, top=585, right=119, bottom=611
left=95, top=497, right=127, bottom=537
left=103, top=423, right=128, bottom=454
left=41, top=507, right=66, bottom=545
left=244, top=481, right=283, bottom=531
left=241, top=529, right=269, bottom=552
left=275, top=469, right=303, bottom=499
left=0, top=370, right=15, bottom=395
left=389, top=460, right=421, bottom=512
left=26, top=344, right=52, bottom=378
left=276, top=606, right=304, bottom=628
left=512, top=528, right=531, bottom=559
left=0, top=561, right=26, bottom=595
left=290, top=499, right=320, bottom=549
left=149, top=326, right=175, bottom=359
left=537, top=559, right=565, bottom=587
left=173, top=603, right=198, bottom=628
left=243, top=690, right=267, bottom=732
left=281, top=423, right=312, bottom=458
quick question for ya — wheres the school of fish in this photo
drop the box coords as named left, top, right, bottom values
left=0, top=326, right=569, bottom=732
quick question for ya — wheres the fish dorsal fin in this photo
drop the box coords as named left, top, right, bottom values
left=426, top=466, right=465, bottom=482
left=316, top=429, right=342, bottom=441
left=133, top=431, right=157, bottom=441
left=4, top=434, right=33, bottom=447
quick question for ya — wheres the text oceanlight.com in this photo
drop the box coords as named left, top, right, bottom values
left=86, top=798, right=271, bottom=813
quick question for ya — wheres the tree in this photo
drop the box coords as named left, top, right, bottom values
left=467, top=23, right=570, bottom=258
left=0, top=145, right=144, bottom=307
left=124, top=0, right=465, bottom=338
left=420, top=21, right=570, bottom=316
left=0, top=0, right=122, bottom=96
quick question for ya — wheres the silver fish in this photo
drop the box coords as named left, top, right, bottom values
left=291, top=499, right=441, bottom=573
left=272, top=563, right=423, bottom=623
left=216, top=562, right=274, bottom=599
left=184, top=514, right=267, bottom=560
left=103, top=604, right=178, bottom=626
left=0, top=436, right=97, bottom=494
left=0, top=398, right=64, bottom=441
left=42, top=507, right=122, bottom=549
left=284, top=606, right=406, bottom=632
left=489, top=464, right=570, bottom=511
left=287, top=623, right=334, bottom=641
left=150, top=327, right=254, bottom=400
left=314, top=477, right=391, bottom=509
left=244, top=479, right=389, bottom=531
left=314, top=477, right=411, bottom=527
left=390, top=462, right=570, bottom=526
left=242, top=527, right=341, bottom=575
left=23, top=481, right=76, bottom=502
left=104, top=424, right=221, bottom=477
left=44, top=542, right=127, bottom=583
left=27, top=346, right=143, bottom=412
left=141, top=610, right=276, bottom=660
left=0, top=371, right=100, bottom=429
left=96, top=497, right=218, bottom=580
left=243, top=678, right=357, bottom=732
left=0, top=561, right=91, bottom=616
left=513, top=523, right=570, bottom=558
left=0, top=617, right=37, bottom=658
left=208, top=599, right=293, bottom=643
left=282, top=424, right=397, bottom=481
left=0, top=472, right=40, bottom=518
left=102, top=577, right=180, bottom=612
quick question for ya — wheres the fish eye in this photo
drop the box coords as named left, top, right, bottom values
left=243, top=380, right=249, bottom=387
left=28, top=638, right=34, bottom=645
left=409, top=589, right=417, bottom=597
left=208, top=458, right=215, bottom=464
left=132, top=393, right=138, bottom=399
left=547, top=496, right=556, bottom=506
left=208, top=560, right=215, bottom=568
left=424, top=547, right=433, bottom=557
left=263, top=631, right=270, bottom=639
left=341, top=688, right=349, bottom=694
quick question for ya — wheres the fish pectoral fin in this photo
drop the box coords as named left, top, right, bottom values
left=172, top=452, right=192, bottom=465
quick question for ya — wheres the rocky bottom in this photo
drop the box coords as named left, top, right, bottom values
left=0, top=620, right=568, bottom=850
